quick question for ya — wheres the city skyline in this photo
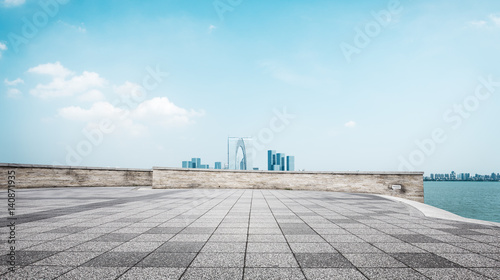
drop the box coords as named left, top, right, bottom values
left=1, top=1, right=499, bottom=173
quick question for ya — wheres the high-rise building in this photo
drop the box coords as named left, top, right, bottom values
left=214, top=162, right=222, bottom=169
left=181, top=158, right=212, bottom=169
left=267, top=150, right=276, bottom=171
left=276, top=153, right=285, bottom=171
left=286, top=156, right=295, bottom=171
left=191, top=158, right=201, bottom=168
left=228, top=137, right=253, bottom=170
left=268, top=150, right=295, bottom=171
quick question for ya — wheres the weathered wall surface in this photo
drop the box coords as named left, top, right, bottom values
left=0, top=163, right=424, bottom=202
left=153, top=168, right=425, bottom=202
left=0, top=163, right=152, bottom=188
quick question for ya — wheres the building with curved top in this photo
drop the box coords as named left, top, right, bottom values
left=228, top=137, right=253, bottom=170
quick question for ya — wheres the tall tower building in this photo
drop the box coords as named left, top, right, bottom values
left=228, top=137, right=253, bottom=170
left=286, top=156, right=295, bottom=171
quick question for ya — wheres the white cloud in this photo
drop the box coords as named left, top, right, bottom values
left=490, top=14, right=500, bottom=26
left=6, top=88, right=22, bottom=98
left=209, top=25, right=217, bottom=33
left=469, top=20, right=487, bottom=28
left=0, top=42, right=6, bottom=58
left=59, top=101, right=126, bottom=122
left=28, top=61, right=74, bottom=78
left=58, top=97, right=204, bottom=134
left=114, top=81, right=145, bottom=99
left=78, top=89, right=105, bottom=102
left=468, top=14, right=500, bottom=28
left=345, top=121, right=356, bottom=128
left=4, top=78, right=24, bottom=86
left=57, top=20, right=87, bottom=33
left=2, top=0, right=25, bottom=7
left=30, top=70, right=107, bottom=98
left=132, top=97, right=204, bottom=126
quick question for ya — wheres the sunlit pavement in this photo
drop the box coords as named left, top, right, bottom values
left=1, top=188, right=499, bottom=279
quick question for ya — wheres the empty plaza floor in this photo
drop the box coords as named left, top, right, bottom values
left=1, top=187, right=500, bottom=279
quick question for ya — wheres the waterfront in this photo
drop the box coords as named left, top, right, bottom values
left=425, top=181, right=500, bottom=223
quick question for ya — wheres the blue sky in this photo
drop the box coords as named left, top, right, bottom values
left=1, top=0, right=499, bottom=174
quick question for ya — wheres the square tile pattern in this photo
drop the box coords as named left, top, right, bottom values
left=1, top=187, right=499, bottom=279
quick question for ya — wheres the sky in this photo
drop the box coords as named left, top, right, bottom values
left=0, top=0, right=499, bottom=174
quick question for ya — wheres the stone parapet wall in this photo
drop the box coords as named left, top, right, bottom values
left=0, top=163, right=424, bottom=202
left=0, top=163, right=152, bottom=188
left=153, top=168, right=424, bottom=202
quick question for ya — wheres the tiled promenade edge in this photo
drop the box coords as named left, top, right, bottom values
left=1, top=188, right=499, bottom=279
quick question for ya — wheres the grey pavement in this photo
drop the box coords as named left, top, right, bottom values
left=1, top=187, right=499, bottom=279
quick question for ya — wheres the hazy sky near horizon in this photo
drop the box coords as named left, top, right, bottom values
left=1, top=0, right=499, bottom=174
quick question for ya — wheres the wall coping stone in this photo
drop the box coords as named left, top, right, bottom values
left=0, top=163, right=151, bottom=172
left=153, top=167, right=424, bottom=175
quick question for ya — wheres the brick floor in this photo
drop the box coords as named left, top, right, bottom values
left=1, top=188, right=499, bottom=279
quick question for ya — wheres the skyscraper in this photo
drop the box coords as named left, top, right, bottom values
left=267, top=150, right=276, bottom=171
left=268, top=150, right=295, bottom=171
left=214, top=162, right=222, bottom=169
left=228, top=137, right=253, bottom=170
left=286, top=156, right=295, bottom=171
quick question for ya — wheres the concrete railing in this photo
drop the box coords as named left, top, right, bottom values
left=0, top=163, right=424, bottom=202
left=0, top=163, right=152, bottom=188
left=153, top=167, right=424, bottom=202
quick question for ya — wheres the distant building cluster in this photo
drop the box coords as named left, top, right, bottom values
left=267, top=150, right=294, bottom=171
left=425, top=171, right=500, bottom=181
left=182, top=158, right=222, bottom=170
left=180, top=137, right=296, bottom=171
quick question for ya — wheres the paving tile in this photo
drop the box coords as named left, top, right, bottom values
left=6, top=251, right=57, bottom=266
left=68, top=241, right=123, bottom=252
left=247, top=234, right=286, bottom=243
left=145, top=227, right=185, bottom=234
left=169, top=234, right=211, bottom=242
left=58, top=266, right=129, bottom=280
left=323, top=235, right=365, bottom=243
left=245, top=253, right=299, bottom=268
left=471, top=268, right=500, bottom=279
left=413, top=243, right=470, bottom=253
left=246, top=242, right=291, bottom=253
left=157, top=242, right=205, bottom=253
left=201, top=242, right=246, bottom=253
left=391, top=253, right=462, bottom=268
left=439, top=253, right=500, bottom=267
left=190, top=253, right=245, bottom=267
left=244, top=268, right=305, bottom=279
left=344, top=253, right=407, bottom=268
left=373, top=242, right=426, bottom=253
left=330, top=242, right=383, bottom=253
left=137, top=252, right=196, bottom=267
left=33, top=251, right=101, bottom=266
left=131, top=233, right=174, bottom=242
left=285, top=235, right=325, bottom=243
left=208, top=234, right=247, bottom=242
left=391, top=234, right=441, bottom=243
left=295, top=253, right=353, bottom=268
left=360, top=268, right=428, bottom=280
left=416, top=268, right=488, bottom=280
left=289, top=242, right=336, bottom=253
left=111, top=241, right=164, bottom=252
left=82, top=252, right=148, bottom=267
left=92, top=233, right=139, bottom=242
left=1, top=265, right=73, bottom=280
left=302, top=268, right=368, bottom=280
left=181, top=268, right=243, bottom=280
